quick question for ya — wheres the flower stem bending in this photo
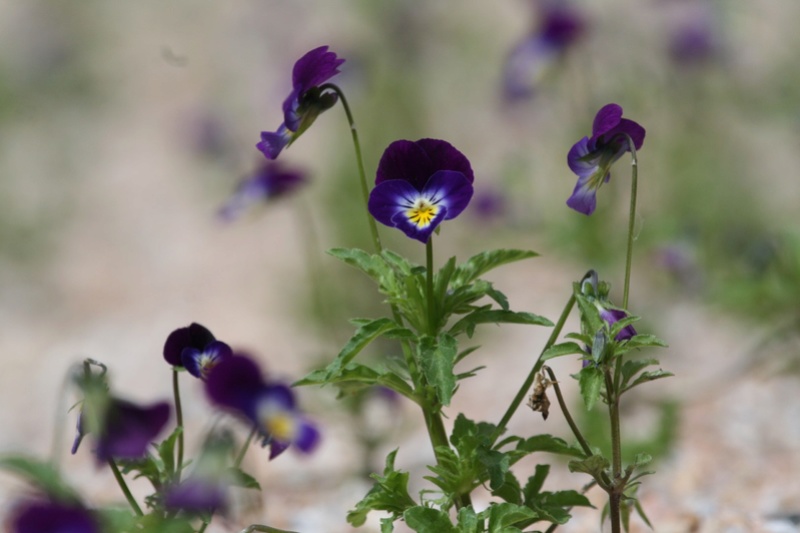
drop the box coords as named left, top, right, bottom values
left=108, top=458, right=143, bottom=517
left=172, top=368, right=184, bottom=482
left=622, top=133, right=639, bottom=311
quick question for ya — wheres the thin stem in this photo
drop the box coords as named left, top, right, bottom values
left=542, top=366, right=592, bottom=457
left=240, top=526, right=300, bottom=533
left=319, top=82, right=382, bottom=254
left=605, top=368, right=623, bottom=533
left=172, top=368, right=184, bottom=482
left=235, top=426, right=259, bottom=468
left=491, top=294, right=576, bottom=445
left=622, top=133, right=638, bottom=310
left=108, top=458, right=143, bottom=516
left=425, top=237, right=436, bottom=335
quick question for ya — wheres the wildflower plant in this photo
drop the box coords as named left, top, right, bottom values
left=1, top=39, right=671, bottom=533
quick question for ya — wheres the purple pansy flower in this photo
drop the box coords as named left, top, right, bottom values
left=566, top=103, right=645, bottom=215
left=218, top=161, right=308, bottom=221
left=164, top=477, right=227, bottom=515
left=599, top=307, right=637, bottom=342
left=503, top=0, right=586, bottom=101
left=163, top=323, right=232, bottom=379
left=257, top=45, right=344, bottom=159
left=72, top=398, right=170, bottom=461
left=368, top=138, right=474, bottom=243
left=8, top=497, right=100, bottom=533
left=205, top=355, right=320, bottom=459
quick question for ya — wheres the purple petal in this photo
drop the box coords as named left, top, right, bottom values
left=368, top=180, right=448, bottom=243
left=602, top=118, right=646, bottom=151
left=600, top=308, right=637, bottom=341
left=502, top=38, right=556, bottom=102
left=164, top=478, right=227, bottom=514
left=539, top=2, right=586, bottom=47
left=267, top=439, right=290, bottom=460
left=219, top=162, right=308, bottom=222
left=10, top=499, right=99, bottom=533
left=375, top=138, right=473, bottom=189
left=567, top=136, right=597, bottom=177
left=163, top=323, right=215, bottom=367
left=71, top=411, right=85, bottom=455
left=592, top=103, right=623, bottom=137
left=205, top=355, right=268, bottom=415
left=293, top=418, right=321, bottom=453
left=291, top=46, right=345, bottom=93
left=182, top=341, right=233, bottom=380
left=424, top=170, right=474, bottom=221
left=95, top=400, right=170, bottom=461
left=566, top=174, right=598, bottom=216
left=257, top=124, right=292, bottom=160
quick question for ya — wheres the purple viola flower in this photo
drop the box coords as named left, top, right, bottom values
left=72, top=397, right=170, bottom=461
left=8, top=497, right=100, bottom=533
left=218, top=161, right=308, bottom=221
left=205, top=355, right=320, bottom=458
left=257, top=45, right=344, bottom=159
left=566, top=103, right=645, bottom=215
left=164, top=477, right=227, bottom=515
left=368, top=138, right=474, bottom=243
left=503, top=0, right=586, bottom=101
left=163, top=323, right=232, bottom=379
left=599, top=307, right=637, bottom=342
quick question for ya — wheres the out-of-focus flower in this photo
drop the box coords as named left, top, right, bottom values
left=8, top=497, right=100, bottom=533
left=599, top=307, right=637, bottom=342
left=71, top=397, right=170, bottom=462
left=368, top=138, right=474, bottom=243
left=163, top=323, right=232, bottom=379
left=667, top=4, right=721, bottom=66
left=566, top=103, right=645, bottom=215
left=257, top=45, right=344, bottom=159
left=502, top=0, right=586, bottom=101
left=218, top=161, right=308, bottom=221
left=471, top=186, right=508, bottom=222
left=205, top=355, right=320, bottom=459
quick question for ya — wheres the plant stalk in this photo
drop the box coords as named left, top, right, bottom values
left=172, top=368, right=184, bottom=482
left=108, top=458, right=143, bottom=517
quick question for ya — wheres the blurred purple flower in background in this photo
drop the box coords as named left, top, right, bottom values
left=72, top=398, right=170, bottom=461
left=257, top=45, right=344, bottom=159
left=566, top=103, right=645, bottom=215
left=218, top=161, right=308, bottom=221
left=163, top=323, right=233, bottom=380
left=8, top=497, right=100, bottom=533
left=502, top=0, right=586, bottom=101
left=205, top=355, right=320, bottom=459
left=667, top=4, right=721, bottom=66
left=164, top=476, right=227, bottom=516
left=368, top=138, right=474, bottom=243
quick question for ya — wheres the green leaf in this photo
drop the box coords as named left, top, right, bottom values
left=568, top=454, right=610, bottom=480
left=540, top=342, right=585, bottom=362
left=419, top=334, right=458, bottom=406
left=434, top=256, right=458, bottom=303
left=515, top=435, right=585, bottom=458
left=625, top=370, right=674, bottom=392
left=0, top=456, right=78, bottom=502
left=626, top=334, right=668, bottom=350
left=456, top=506, right=480, bottom=533
left=576, top=365, right=604, bottom=410
left=448, top=310, right=553, bottom=338
left=491, top=470, right=522, bottom=505
left=541, top=490, right=593, bottom=508
left=450, top=249, right=539, bottom=288
left=226, top=467, right=261, bottom=490
left=328, top=247, right=388, bottom=282
left=296, top=362, right=414, bottom=400
left=522, top=464, right=550, bottom=504
left=620, top=359, right=659, bottom=387
left=486, top=502, right=538, bottom=532
left=347, top=449, right=416, bottom=527
left=156, top=426, right=182, bottom=477
left=404, top=506, right=458, bottom=533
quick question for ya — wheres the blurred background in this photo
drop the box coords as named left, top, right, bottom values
left=1, top=0, right=799, bottom=531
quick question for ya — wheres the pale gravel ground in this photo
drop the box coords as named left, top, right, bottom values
left=1, top=2, right=800, bottom=532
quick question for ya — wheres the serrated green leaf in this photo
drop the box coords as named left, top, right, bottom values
left=486, top=502, right=538, bottom=532
left=347, top=449, right=416, bottom=527
left=568, top=454, right=610, bottom=480
left=522, top=464, right=550, bottom=504
left=449, top=310, right=553, bottom=338
left=404, top=506, right=458, bottom=533
left=626, top=334, right=668, bottom=349
left=491, top=470, right=522, bottom=505
left=540, top=342, right=585, bottom=362
left=157, top=426, right=182, bottom=477
left=435, top=256, right=458, bottom=302
left=620, top=359, right=660, bottom=387
left=328, top=247, right=387, bottom=281
left=419, top=334, right=458, bottom=406
left=576, top=365, right=604, bottom=410
left=625, top=370, right=673, bottom=392
left=380, top=517, right=395, bottom=533
left=457, top=506, right=480, bottom=532
left=451, top=249, right=539, bottom=288
left=486, top=286, right=510, bottom=311
left=541, top=490, right=593, bottom=508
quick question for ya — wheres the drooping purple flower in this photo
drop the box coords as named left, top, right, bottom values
left=71, top=397, right=170, bottom=462
left=218, top=161, right=308, bottom=221
left=502, top=0, right=586, bottom=101
left=205, top=354, right=320, bottom=458
left=8, top=497, right=100, bottom=533
left=163, top=323, right=231, bottom=379
left=257, top=46, right=344, bottom=159
left=368, top=138, right=474, bottom=243
left=566, top=103, right=645, bottom=215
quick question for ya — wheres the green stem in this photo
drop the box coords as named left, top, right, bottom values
left=320, top=82, right=382, bottom=254
left=172, top=368, right=184, bottom=482
left=108, top=458, right=143, bottom=516
left=235, top=426, right=259, bottom=468
left=622, top=133, right=639, bottom=311
left=605, top=369, right=623, bottom=533
left=425, top=237, right=437, bottom=335
left=491, top=294, right=576, bottom=445
left=542, top=366, right=592, bottom=458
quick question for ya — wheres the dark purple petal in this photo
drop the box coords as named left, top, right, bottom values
left=600, top=308, right=637, bottom=341
left=539, top=2, right=586, bottom=47
left=10, top=498, right=99, bottom=533
left=592, top=103, right=623, bottom=137
left=375, top=138, right=473, bottom=189
left=219, top=161, right=308, bottom=221
left=257, top=124, right=292, bottom=160
left=267, top=439, right=290, bottom=460
left=293, top=418, right=321, bottom=453
left=291, top=45, right=345, bottom=94
left=95, top=400, right=170, bottom=461
left=164, top=477, right=227, bottom=515
left=424, top=170, right=474, bottom=220
left=182, top=341, right=233, bottom=380
left=71, top=412, right=85, bottom=455
left=163, top=323, right=216, bottom=367
left=205, top=355, right=268, bottom=416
